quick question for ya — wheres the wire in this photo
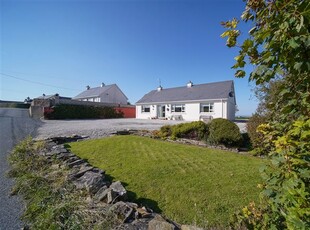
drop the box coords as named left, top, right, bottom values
left=0, top=72, right=80, bottom=91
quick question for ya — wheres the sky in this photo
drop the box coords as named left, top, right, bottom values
left=0, top=0, right=258, bottom=116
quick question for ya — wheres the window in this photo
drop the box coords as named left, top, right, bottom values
left=94, top=97, right=100, bottom=102
left=171, top=104, right=185, bottom=112
left=142, top=105, right=150, bottom=113
left=200, top=103, right=214, bottom=112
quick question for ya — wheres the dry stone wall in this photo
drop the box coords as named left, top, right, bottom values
left=38, top=136, right=203, bottom=230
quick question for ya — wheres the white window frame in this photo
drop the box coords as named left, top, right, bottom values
left=141, top=105, right=151, bottom=113
left=171, top=104, right=185, bottom=113
left=200, top=103, right=214, bottom=113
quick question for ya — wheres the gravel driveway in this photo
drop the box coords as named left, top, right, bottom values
left=36, top=118, right=185, bottom=140
left=36, top=118, right=247, bottom=140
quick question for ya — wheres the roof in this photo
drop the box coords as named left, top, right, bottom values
left=136, top=80, right=235, bottom=104
left=35, top=94, right=71, bottom=100
left=73, top=84, right=118, bottom=99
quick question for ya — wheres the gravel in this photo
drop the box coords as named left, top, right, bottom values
left=35, top=118, right=185, bottom=140
left=36, top=118, right=247, bottom=140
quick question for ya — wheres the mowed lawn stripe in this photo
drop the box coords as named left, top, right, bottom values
left=69, top=135, right=263, bottom=227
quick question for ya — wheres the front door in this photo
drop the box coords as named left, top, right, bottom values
left=158, top=105, right=165, bottom=118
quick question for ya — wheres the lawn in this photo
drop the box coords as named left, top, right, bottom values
left=69, top=135, right=263, bottom=227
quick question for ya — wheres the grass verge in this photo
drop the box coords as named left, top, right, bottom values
left=8, top=138, right=120, bottom=229
left=69, top=135, right=264, bottom=228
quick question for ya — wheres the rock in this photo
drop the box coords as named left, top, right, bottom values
left=118, top=219, right=150, bottom=230
left=148, top=217, right=176, bottom=230
left=109, top=201, right=134, bottom=223
left=63, top=156, right=80, bottom=165
left=93, top=186, right=110, bottom=203
left=67, top=159, right=85, bottom=168
left=136, top=207, right=152, bottom=218
left=92, top=167, right=105, bottom=175
left=181, top=225, right=204, bottom=230
left=107, top=189, right=118, bottom=204
left=67, top=165, right=94, bottom=181
left=56, top=152, right=76, bottom=160
left=74, top=171, right=106, bottom=194
left=110, top=181, right=127, bottom=200
left=116, top=130, right=131, bottom=135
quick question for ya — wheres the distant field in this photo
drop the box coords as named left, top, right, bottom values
left=69, top=135, right=263, bottom=228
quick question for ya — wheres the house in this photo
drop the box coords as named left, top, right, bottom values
left=136, top=80, right=237, bottom=121
left=73, top=83, right=128, bottom=105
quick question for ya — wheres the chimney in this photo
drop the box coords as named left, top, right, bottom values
left=187, top=81, right=193, bottom=88
left=101, top=82, right=105, bottom=87
left=157, top=85, right=163, bottom=92
left=86, top=85, right=90, bottom=90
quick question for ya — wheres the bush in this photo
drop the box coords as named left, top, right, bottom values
left=207, top=118, right=242, bottom=147
left=159, top=125, right=172, bottom=139
left=44, top=104, right=123, bottom=119
left=157, top=122, right=209, bottom=140
left=171, top=121, right=209, bottom=140
left=246, top=113, right=267, bottom=154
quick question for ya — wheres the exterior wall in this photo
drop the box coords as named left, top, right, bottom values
left=136, top=105, right=157, bottom=119
left=29, top=106, right=44, bottom=118
left=136, top=100, right=236, bottom=121
left=114, top=107, right=136, bottom=118
left=226, top=96, right=236, bottom=120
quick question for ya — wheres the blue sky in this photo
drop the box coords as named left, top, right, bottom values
left=1, top=0, right=258, bottom=116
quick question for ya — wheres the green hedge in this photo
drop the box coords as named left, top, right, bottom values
left=44, top=104, right=123, bottom=119
left=0, top=103, right=30, bottom=109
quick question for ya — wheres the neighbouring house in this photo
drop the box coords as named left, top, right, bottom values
left=136, top=80, right=237, bottom=121
left=73, top=83, right=128, bottom=105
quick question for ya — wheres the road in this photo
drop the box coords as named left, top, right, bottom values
left=0, top=108, right=42, bottom=230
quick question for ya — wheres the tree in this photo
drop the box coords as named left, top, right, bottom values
left=221, top=0, right=310, bottom=229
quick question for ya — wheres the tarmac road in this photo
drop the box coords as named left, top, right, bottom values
left=0, top=108, right=42, bottom=230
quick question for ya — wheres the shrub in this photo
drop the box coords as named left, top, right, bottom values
left=246, top=113, right=267, bottom=154
left=207, top=118, right=242, bottom=147
left=44, top=104, right=123, bottom=119
left=171, top=121, right=209, bottom=140
left=159, top=125, right=172, bottom=139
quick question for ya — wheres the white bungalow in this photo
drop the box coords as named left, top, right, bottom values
left=136, top=80, right=237, bottom=121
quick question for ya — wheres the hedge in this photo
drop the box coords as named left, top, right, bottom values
left=44, top=104, right=123, bottom=119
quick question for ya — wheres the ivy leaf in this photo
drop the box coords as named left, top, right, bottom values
left=235, top=70, right=245, bottom=78
left=289, top=39, right=299, bottom=49
left=293, top=62, right=303, bottom=72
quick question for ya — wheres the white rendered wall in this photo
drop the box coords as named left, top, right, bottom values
left=136, top=100, right=234, bottom=121
left=136, top=105, right=157, bottom=119
left=226, top=97, right=236, bottom=120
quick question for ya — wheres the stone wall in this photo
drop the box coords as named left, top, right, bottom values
left=38, top=136, right=203, bottom=230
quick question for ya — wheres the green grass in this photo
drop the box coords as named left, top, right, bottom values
left=69, top=135, right=263, bottom=227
